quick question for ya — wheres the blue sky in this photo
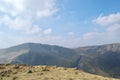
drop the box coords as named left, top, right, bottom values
left=0, top=0, right=120, bottom=48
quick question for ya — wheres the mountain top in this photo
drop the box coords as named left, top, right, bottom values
left=0, top=64, right=119, bottom=80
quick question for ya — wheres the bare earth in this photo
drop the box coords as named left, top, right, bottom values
left=0, top=64, right=119, bottom=80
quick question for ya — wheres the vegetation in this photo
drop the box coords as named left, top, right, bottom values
left=0, top=64, right=118, bottom=80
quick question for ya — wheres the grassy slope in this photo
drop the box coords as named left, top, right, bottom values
left=0, top=64, right=119, bottom=80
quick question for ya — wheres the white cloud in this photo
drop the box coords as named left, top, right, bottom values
left=106, top=24, right=120, bottom=39
left=83, top=32, right=103, bottom=40
left=0, top=0, right=58, bottom=47
left=83, top=13, right=120, bottom=46
left=107, top=24, right=120, bottom=33
left=25, top=25, right=42, bottom=34
left=0, top=15, right=10, bottom=25
left=36, top=9, right=57, bottom=18
left=0, top=0, right=57, bottom=17
left=93, top=13, right=120, bottom=26
left=0, top=0, right=24, bottom=16
left=81, top=26, right=120, bottom=46
left=0, top=1, right=120, bottom=48
left=68, top=32, right=74, bottom=35
left=43, top=28, right=52, bottom=35
left=0, top=0, right=58, bottom=34
left=0, top=15, right=41, bottom=34
left=7, top=17, right=32, bottom=31
left=0, top=31, right=4, bottom=36
left=0, top=33, right=66, bottom=48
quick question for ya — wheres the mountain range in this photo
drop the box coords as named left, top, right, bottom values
left=0, top=43, right=120, bottom=78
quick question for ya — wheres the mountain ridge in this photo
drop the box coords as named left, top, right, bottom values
left=0, top=42, right=120, bottom=78
left=0, top=43, right=79, bottom=67
left=74, top=43, right=120, bottom=78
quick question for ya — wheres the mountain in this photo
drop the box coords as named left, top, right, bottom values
left=0, top=64, right=118, bottom=80
left=0, top=43, right=79, bottom=67
left=0, top=43, right=120, bottom=78
left=74, top=43, right=120, bottom=78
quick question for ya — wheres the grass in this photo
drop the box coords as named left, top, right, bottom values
left=0, top=64, right=119, bottom=80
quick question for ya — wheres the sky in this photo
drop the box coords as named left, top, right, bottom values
left=0, top=0, right=120, bottom=48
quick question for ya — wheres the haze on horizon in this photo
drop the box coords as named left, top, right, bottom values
left=0, top=0, right=120, bottom=48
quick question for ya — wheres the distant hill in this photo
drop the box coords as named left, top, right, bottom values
left=0, top=43, right=120, bottom=78
left=0, top=64, right=118, bottom=80
left=0, top=43, right=79, bottom=67
left=74, top=43, right=120, bottom=78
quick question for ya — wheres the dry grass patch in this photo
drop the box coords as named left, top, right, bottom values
left=0, top=64, right=119, bottom=80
